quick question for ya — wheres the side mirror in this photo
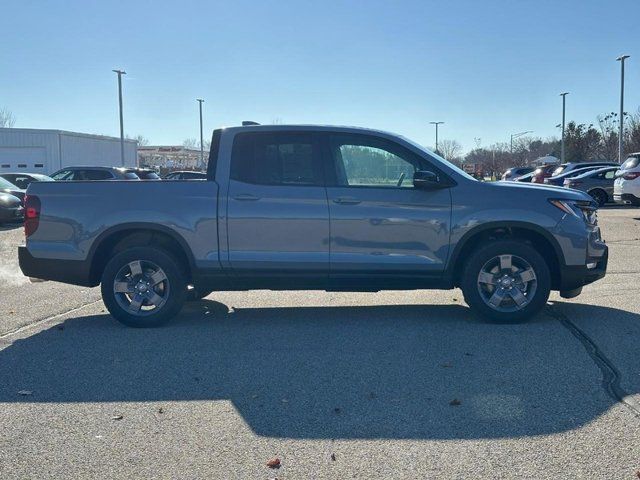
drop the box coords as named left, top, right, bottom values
left=413, top=170, right=440, bottom=189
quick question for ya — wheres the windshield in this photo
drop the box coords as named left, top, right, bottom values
left=0, top=177, right=19, bottom=189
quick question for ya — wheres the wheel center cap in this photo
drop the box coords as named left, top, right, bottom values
left=500, top=276, right=513, bottom=287
left=137, top=282, right=148, bottom=293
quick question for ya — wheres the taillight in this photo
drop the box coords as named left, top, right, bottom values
left=24, top=194, right=41, bottom=237
left=623, top=172, right=640, bottom=180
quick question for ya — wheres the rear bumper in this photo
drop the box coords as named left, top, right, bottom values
left=18, top=246, right=95, bottom=287
left=614, top=193, right=640, bottom=205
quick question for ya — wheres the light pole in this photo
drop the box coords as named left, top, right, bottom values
left=112, top=69, right=126, bottom=166
left=430, top=121, right=444, bottom=154
left=197, top=99, right=205, bottom=169
left=616, top=55, right=630, bottom=163
left=559, top=92, right=569, bottom=163
left=510, top=130, right=533, bottom=158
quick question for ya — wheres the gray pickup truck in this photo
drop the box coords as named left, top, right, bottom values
left=19, top=124, right=608, bottom=327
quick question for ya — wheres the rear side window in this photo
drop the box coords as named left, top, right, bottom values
left=81, top=170, right=114, bottom=180
left=231, top=132, right=322, bottom=186
left=621, top=157, right=639, bottom=170
left=51, top=169, right=74, bottom=180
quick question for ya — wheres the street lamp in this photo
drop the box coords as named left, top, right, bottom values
left=559, top=92, right=569, bottom=163
left=510, top=130, right=533, bottom=156
left=196, top=99, right=205, bottom=169
left=429, top=121, right=444, bottom=153
left=616, top=55, right=630, bottom=163
left=112, top=69, right=126, bottom=166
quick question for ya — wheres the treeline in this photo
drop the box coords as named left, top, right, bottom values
left=442, top=109, right=640, bottom=174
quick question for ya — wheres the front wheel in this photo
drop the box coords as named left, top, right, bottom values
left=460, top=240, right=551, bottom=323
left=101, top=247, right=187, bottom=327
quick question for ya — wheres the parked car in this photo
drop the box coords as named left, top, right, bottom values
left=50, top=166, right=140, bottom=181
left=501, top=167, right=534, bottom=181
left=563, top=166, right=618, bottom=206
left=0, top=192, right=24, bottom=224
left=551, top=161, right=618, bottom=178
left=614, top=153, right=640, bottom=205
left=124, top=168, right=161, bottom=180
left=544, top=165, right=613, bottom=186
left=531, top=165, right=558, bottom=183
left=514, top=171, right=535, bottom=182
left=19, top=124, right=607, bottom=327
left=0, top=176, right=26, bottom=204
left=164, top=170, right=207, bottom=180
left=0, top=173, right=54, bottom=190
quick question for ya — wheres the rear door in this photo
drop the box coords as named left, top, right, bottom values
left=323, top=132, right=452, bottom=283
left=226, top=131, right=330, bottom=280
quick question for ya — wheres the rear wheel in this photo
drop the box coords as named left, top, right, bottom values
left=460, top=240, right=551, bottom=323
left=101, top=247, right=187, bottom=327
left=589, top=189, right=608, bottom=207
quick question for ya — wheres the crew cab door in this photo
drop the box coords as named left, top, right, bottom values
left=226, top=131, right=329, bottom=280
left=323, top=133, right=452, bottom=283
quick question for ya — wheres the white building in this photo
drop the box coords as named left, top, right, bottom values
left=0, top=128, right=137, bottom=175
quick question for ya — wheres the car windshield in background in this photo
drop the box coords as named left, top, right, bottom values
left=552, top=166, right=566, bottom=176
left=621, top=157, right=639, bottom=170
left=141, top=172, right=160, bottom=179
left=0, top=177, right=19, bottom=189
left=124, top=172, right=140, bottom=179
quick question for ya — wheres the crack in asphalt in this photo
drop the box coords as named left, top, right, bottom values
left=546, top=304, right=640, bottom=418
left=0, top=300, right=102, bottom=340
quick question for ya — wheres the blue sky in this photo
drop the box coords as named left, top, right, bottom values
left=2, top=0, right=639, bottom=152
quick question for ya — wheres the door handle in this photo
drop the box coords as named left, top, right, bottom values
left=232, top=194, right=260, bottom=201
left=333, top=197, right=361, bottom=205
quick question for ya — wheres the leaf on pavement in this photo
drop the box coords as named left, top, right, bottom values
left=449, top=399, right=462, bottom=406
left=266, top=457, right=281, bottom=469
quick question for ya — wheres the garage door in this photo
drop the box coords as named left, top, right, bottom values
left=0, top=147, right=48, bottom=172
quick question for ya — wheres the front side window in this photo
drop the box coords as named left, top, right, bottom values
left=231, top=133, right=320, bottom=186
left=330, top=135, right=421, bottom=188
left=51, top=170, right=74, bottom=181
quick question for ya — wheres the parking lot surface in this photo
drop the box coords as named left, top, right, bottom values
left=1, top=208, right=639, bottom=479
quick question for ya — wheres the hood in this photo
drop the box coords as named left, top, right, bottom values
left=0, top=192, right=22, bottom=207
left=490, top=180, right=592, bottom=202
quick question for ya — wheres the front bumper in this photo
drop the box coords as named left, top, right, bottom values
left=18, top=246, right=94, bottom=286
left=559, top=244, right=608, bottom=291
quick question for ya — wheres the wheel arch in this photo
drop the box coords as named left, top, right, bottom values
left=448, top=221, right=565, bottom=290
left=88, top=223, right=196, bottom=286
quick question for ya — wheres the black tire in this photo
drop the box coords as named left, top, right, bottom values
left=186, top=287, right=214, bottom=301
left=589, top=189, right=608, bottom=207
left=101, top=246, right=187, bottom=327
left=460, top=240, right=551, bottom=323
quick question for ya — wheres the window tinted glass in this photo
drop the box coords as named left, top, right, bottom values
left=231, top=133, right=320, bottom=185
left=124, top=172, right=140, bottom=179
left=81, top=170, right=113, bottom=180
left=51, top=170, right=73, bottom=180
left=330, top=135, right=424, bottom=188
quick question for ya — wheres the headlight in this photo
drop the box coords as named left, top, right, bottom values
left=549, top=199, right=598, bottom=225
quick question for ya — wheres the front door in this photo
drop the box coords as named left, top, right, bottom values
left=226, top=131, right=330, bottom=281
left=324, top=133, right=452, bottom=284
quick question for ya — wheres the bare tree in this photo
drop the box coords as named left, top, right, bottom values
left=0, top=107, right=16, bottom=128
left=182, top=138, right=198, bottom=149
left=127, top=134, right=149, bottom=146
left=438, top=139, right=463, bottom=162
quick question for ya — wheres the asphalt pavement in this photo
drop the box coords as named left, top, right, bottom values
left=0, top=209, right=639, bottom=479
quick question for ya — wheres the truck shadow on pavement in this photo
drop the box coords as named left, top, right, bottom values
left=0, top=301, right=637, bottom=439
